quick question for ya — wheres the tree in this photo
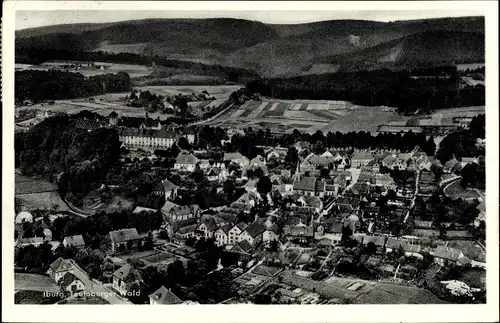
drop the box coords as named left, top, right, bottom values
left=257, top=176, right=272, bottom=198
left=284, top=147, right=299, bottom=169
left=461, top=163, right=479, bottom=188
left=75, top=248, right=105, bottom=279
left=320, top=168, right=330, bottom=179
left=178, top=137, right=191, bottom=150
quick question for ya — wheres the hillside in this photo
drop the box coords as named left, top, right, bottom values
left=16, top=16, right=484, bottom=77
left=314, top=30, right=485, bottom=71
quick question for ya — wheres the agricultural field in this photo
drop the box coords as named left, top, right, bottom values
left=188, top=99, right=227, bottom=116
left=203, top=98, right=409, bottom=134
left=16, top=95, right=174, bottom=120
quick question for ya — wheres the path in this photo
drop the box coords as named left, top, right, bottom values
left=190, top=102, right=235, bottom=126
left=404, top=170, right=420, bottom=223
left=63, top=197, right=94, bottom=218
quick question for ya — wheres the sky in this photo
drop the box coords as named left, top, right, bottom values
left=15, top=9, right=481, bottom=30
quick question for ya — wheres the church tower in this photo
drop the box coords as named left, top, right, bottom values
left=294, top=159, right=301, bottom=181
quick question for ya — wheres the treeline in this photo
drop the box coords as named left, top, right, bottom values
left=217, top=127, right=436, bottom=160
left=15, top=115, right=122, bottom=197
left=245, top=68, right=485, bottom=115
left=15, top=69, right=131, bottom=102
left=16, top=48, right=260, bottom=83
left=436, top=114, right=485, bottom=164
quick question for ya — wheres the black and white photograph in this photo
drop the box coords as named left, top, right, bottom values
left=2, top=1, right=499, bottom=322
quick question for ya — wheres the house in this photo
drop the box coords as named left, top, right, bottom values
left=174, top=152, right=199, bottom=172
left=112, top=263, right=142, bottom=296
left=132, top=206, right=158, bottom=214
left=228, top=222, right=247, bottom=245
left=149, top=286, right=183, bottom=305
left=385, top=238, right=423, bottom=258
left=355, top=234, right=387, bottom=249
left=460, top=157, right=479, bottom=168
left=101, top=228, right=140, bottom=255
left=443, top=157, right=460, bottom=173
left=265, top=148, right=285, bottom=162
left=283, top=221, right=314, bottom=244
left=60, top=272, right=85, bottom=294
left=161, top=202, right=200, bottom=223
left=196, top=219, right=219, bottom=239
left=231, top=191, right=262, bottom=212
left=62, top=235, right=85, bottom=249
left=230, top=240, right=253, bottom=255
left=214, top=224, right=233, bottom=247
left=431, top=246, right=466, bottom=266
left=238, top=221, right=267, bottom=246
left=154, top=178, right=178, bottom=199
left=15, top=211, right=33, bottom=224
left=242, top=179, right=259, bottom=193
left=183, top=127, right=196, bottom=144
left=47, top=257, right=74, bottom=282
left=375, top=174, right=397, bottom=190
left=293, top=176, right=317, bottom=196
left=174, top=224, right=198, bottom=240
left=223, top=152, right=250, bottom=167
left=118, top=128, right=179, bottom=149
left=263, top=225, right=280, bottom=243
left=351, top=151, right=374, bottom=168
left=410, top=153, right=432, bottom=171
left=43, top=228, right=53, bottom=241
left=250, top=155, right=266, bottom=167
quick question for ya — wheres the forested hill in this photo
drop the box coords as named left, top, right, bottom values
left=16, top=16, right=484, bottom=77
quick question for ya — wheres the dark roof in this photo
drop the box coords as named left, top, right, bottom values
left=60, top=272, right=82, bottom=289
left=73, top=119, right=104, bottom=131
left=284, top=223, right=314, bottom=237
left=293, top=177, right=316, bottom=191
left=149, top=286, right=182, bottom=304
left=315, top=180, right=326, bottom=192
left=49, top=257, right=73, bottom=273
left=119, top=127, right=178, bottom=139
left=236, top=240, right=253, bottom=253
left=109, top=111, right=118, bottom=118
left=113, top=263, right=142, bottom=282
left=109, top=228, right=140, bottom=243
left=244, top=221, right=267, bottom=238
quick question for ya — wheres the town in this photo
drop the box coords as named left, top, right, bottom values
left=14, top=89, right=486, bottom=304
left=12, top=12, right=487, bottom=307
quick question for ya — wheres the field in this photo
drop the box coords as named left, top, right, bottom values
left=444, top=181, right=481, bottom=199
left=16, top=95, right=174, bottom=120
left=201, top=98, right=411, bottom=134
left=15, top=173, right=70, bottom=212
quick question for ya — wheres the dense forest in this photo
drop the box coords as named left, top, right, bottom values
left=15, top=48, right=260, bottom=84
left=15, top=115, right=122, bottom=197
left=245, top=68, right=485, bottom=115
left=15, top=69, right=131, bottom=102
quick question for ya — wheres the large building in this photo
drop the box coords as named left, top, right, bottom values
left=118, top=128, right=179, bottom=149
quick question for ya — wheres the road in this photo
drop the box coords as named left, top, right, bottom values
left=404, top=170, right=420, bottom=223
left=63, top=197, right=94, bottom=218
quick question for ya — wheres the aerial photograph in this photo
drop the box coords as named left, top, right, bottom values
left=13, top=9, right=486, bottom=305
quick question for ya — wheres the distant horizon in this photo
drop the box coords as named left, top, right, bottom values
left=16, top=10, right=483, bottom=30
